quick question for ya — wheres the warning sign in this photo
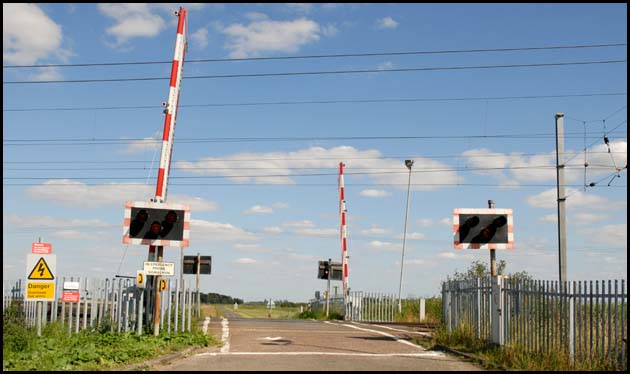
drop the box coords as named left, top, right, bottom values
left=62, top=291, right=80, bottom=303
left=26, top=282, right=55, bottom=300
left=27, top=257, right=55, bottom=280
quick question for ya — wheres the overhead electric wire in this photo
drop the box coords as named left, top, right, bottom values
left=4, top=150, right=625, bottom=165
left=3, top=130, right=626, bottom=146
left=4, top=43, right=626, bottom=69
left=562, top=119, right=627, bottom=165
left=3, top=165, right=622, bottom=180
left=3, top=182, right=625, bottom=188
left=4, top=92, right=627, bottom=112
left=3, top=60, right=627, bottom=84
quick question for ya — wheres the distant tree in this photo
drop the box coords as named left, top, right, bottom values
left=448, top=259, right=532, bottom=282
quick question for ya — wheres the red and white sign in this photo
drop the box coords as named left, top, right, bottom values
left=32, top=242, right=52, bottom=254
left=62, top=291, right=80, bottom=303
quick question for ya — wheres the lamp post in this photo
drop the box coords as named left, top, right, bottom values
left=397, top=159, right=414, bottom=313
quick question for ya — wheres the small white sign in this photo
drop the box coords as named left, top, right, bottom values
left=143, top=261, right=175, bottom=276
left=63, top=281, right=80, bottom=290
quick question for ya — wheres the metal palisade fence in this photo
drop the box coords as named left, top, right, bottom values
left=310, top=292, right=398, bottom=322
left=3, top=277, right=200, bottom=335
left=442, top=277, right=627, bottom=369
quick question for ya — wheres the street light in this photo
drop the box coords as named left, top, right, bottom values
left=398, top=159, right=414, bottom=313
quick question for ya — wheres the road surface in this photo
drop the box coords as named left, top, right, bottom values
left=151, top=311, right=482, bottom=371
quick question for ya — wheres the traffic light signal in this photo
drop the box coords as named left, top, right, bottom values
left=454, top=209, right=513, bottom=249
left=318, top=261, right=330, bottom=279
left=123, top=201, right=190, bottom=247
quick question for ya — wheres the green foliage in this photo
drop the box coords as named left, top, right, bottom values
left=396, top=297, right=442, bottom=324
left=433, top=324, right=624, bottom=371
left=202, top=293, right=243, bottom=305
left=296, top=309, right=343, bottom=321
left=3, top=313, right=220, bottom=371
left=449, top=259, right=532, bottom=282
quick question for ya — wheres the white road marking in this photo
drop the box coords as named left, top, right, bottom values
left=351, top=321, right=432, bottom=337
left=220, top=317, right=230, bottom=353
left=197, top=351, right=445, bottom=358
left=202, top=317, right=211, bottom=335
left=256, top=336, right=285, bottom=341
left=324, top=321, right=425, bottom=349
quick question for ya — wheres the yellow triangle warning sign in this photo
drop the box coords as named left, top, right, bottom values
left=28, top=257, right=55, bottom=280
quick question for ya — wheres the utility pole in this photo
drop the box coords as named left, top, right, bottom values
left=196, top=252, right=201, bottom=317
left=338, top=162, right=349, bottom=317
left=555, top=113, right=567, bottom=283
left=488, top=200, right=497, bottom=276
left=326, top=258, right=331, bottom=318
left=398, top=160, right=413, bottom=313
left=151, top=6, right=187, bottom=336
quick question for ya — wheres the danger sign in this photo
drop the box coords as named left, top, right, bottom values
left=62, top=291, right=80, bottom=303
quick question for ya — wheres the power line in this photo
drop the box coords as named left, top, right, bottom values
left=4, top=92, right=627, bottom=112
left=4, top=43, right=626, bottom=69
left=3, top=130, right=626, bottom=146
left=4, top=60, right=626, bottom=84
left=4, top=164, right=617, bottom=172
left=3, top=165, right=623, bottom=180
left=4, top=151, right=625, bottom=165
left=3, top=182, right=624, bottom=188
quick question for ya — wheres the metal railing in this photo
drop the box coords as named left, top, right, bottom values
left=3, top=277, right=200, bottom=335
left=442, top=277, right=627, bottom=369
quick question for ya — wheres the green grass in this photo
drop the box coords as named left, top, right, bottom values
left=430, top=324, right=625, bottom=371
left=396, top=298, right=442, bottom=324
left=3, top=303, right=220, bottom=371
left=232, top=304, right=301, bottom=319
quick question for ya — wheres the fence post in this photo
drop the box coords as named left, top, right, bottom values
left=569, top=281, right=575, bottom=362
left=419, top=298, right=425, bottom=322
left=491, top=275, right=504, bottom=345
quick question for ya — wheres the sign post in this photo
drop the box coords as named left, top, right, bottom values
left=26, top=252, right=57, bottom=337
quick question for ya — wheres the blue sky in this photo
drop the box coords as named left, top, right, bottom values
left=3, top=3, right=627, bottom=302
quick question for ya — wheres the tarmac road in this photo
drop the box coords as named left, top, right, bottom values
left=151, top=310, right=482, bottom=371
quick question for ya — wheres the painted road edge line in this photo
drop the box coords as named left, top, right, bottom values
left=325, top=321, right=432, bottom=351
left=196, top=352, right=446, bottom=357
left=220, top=317, right=230, bottom=353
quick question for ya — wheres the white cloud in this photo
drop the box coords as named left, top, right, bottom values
left=272, top=202, right=289, bottom=209
left=579, top=224, right=627, bottom=247
left=263, top=226, right=283, bottom=234
left=361, top=226, right=391, bottom=236
left=397, top=232, right=426, bottom=240
left=283, top=220, right=315, bottom=228
left=233, top=243, right=272, bottom=253
left=25, top=180, right=218, bottom=211
left=5, top=214, right=112, bottom=229
left=542, top=212, right=609, bottom=225
left=244, top=205, right=274, bottom=215
left=367, top=240, right=399, bottom=251
left=51, top=230, right=109, bottom=240
left=285, top=4, right=314, bottom=13
left=321, top=24, right=338, bottom=37
left=191, top=27, right=209, bottom=49
left=416, top=219, right=433, bottom=227
left=176, top=146, right=458, bottom=190
left=28, top=67, right=63, bottom=82
left=376, top=16, right=399, bottom=29
left=171, top=195, right=219, bottom=211
left=3, top=3, right=69, bottom=65
left=236, top=258, right=257, bottom=264
left=117, top=131, right=161, bottom=155
left=437, top=252, right=473, bottom=260
left=360, top=189, right=390, bottom=198
left=190, top=219, right=258, bottom=241
left=293, top=228, right=338, bottom=238
left=527, top=188, right=617, bottom=210
left=221, top=17, right=322, bottom=58
left=439, top=217, right=452, bottom=226
left=98, top=4, right=166, bottom=46
left=376, top=61, right=395, bottom=70
left=462, top=141, right=627, bottom=185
